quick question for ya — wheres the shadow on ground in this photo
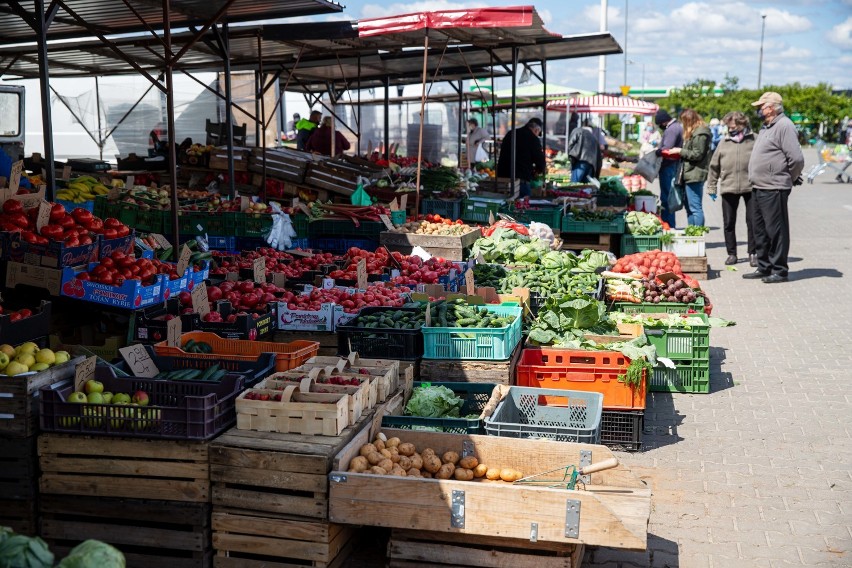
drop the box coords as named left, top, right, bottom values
left=790, top=268, right=843, bottom=281
left=643, top=392, right=685, bottom=450
left=585, top=534, right=679, bottom=567
left=710, top=346, right=736, bottom=393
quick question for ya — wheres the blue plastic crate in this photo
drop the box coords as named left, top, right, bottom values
left=422, top=305, right=522, bottom=361
left=55, top=199, right=95, bottom=214
left=207, top=236, right=237, bottom=250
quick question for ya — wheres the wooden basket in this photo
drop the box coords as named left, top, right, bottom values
left=262, top=369, right=370, bottom=424
left=236, top=383, right=350, bottom=436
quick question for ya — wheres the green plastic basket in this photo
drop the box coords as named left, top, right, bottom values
left=390, top=210, right=407, bottom=226
left=621, top=234, right=662, bottom=255
left=420, top=199, right=463, bottom=219
left=238, top=214, right=274, bottom=238
left=135, top=209, right=166, bottom=233
left=422, top=305, right=522, bottom=361
left=307, top=219, right=384, bottom=240
left=93, top=196, right=108, bottom=218
left=118, top=206, right=137, bottom=227
left=650, top=358, right=710, bottom=393
left=461, top=199, right=503, bottom=223
left=612, top=296, right=705, bottom=315
left=381, top=382, right=497, bottom=434
left=514, top=207, right=562, bottom=229
left=644, top=313, right=710, bottom=360
left=291, top=214, right=309, bottom=238
left=562, top=215, right=625, bottom=234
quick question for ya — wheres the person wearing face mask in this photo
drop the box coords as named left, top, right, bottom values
left=466, top=118, right=489, bottom=165
left=639, top=121, right=661, bottom=158
left=706, top=112, right=757, bottom=266
left=744, top=92, right=805, bottom=284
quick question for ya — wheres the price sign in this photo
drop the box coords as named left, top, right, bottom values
left=296, top=202, right=312, bottom=216
left=399, top=194, right=408, bottom=211
left=389, top=198, right=399, bottom=211
left=126, top=175, right=135, bottom=188
left=119, top=344, right=160, bottom=378
left=62, top=165, right=72, bottom=180
left=475, top=253, right=486, bottom=264
left=289, top=249, right=314, bottom=258
left=271, top=272, right=287, bottom=287
left=167, top=317, right=182, bottom=348
left=356, top=259, right=368, bottom=290
left=252, top=256, right=267, bottom=284
left=9, top=161, right=23, bottom=193
left=152, top=233, right=172, bottom=249
left=74, top=356, right=98, bottom=392
left=36, top=200, right=52, bottom=232
left=322, top=278, right=335, bottom=289
left=240, top=196, right=250, bottom=212
left=465, top=269, right=475, bottom=296
left=488, top=210, right=496, bottom=225
left=176, top=244, right=192, bottom=276
left=425, top=302, right=431, bottom=327
left=391, top=269, right=400, bottom=279
left=108, top=185, right=121, bottom=200
left=379, top=214, right=394, bottom=231
left=191, top=282, right=210, bottom=318
left=225, top=272, right=239, bottom=282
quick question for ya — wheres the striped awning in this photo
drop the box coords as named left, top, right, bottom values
left=547, top=95, right=659, bottom=115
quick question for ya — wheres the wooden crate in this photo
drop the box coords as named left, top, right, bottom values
left=679, top=255, right=709, bottom=280
left=419, top=343, right=521, bottom=384
left=249, top=147, right=313, bottom=184
left=209, top=148, right=250, bottom=172
left=329, top=428, right=651, bottom=550
left=561, top=233, right=613, bottom=253
left=211, top=391, right=402, bottom=521
left=274, top=331, right=338, bottom=356
left=379, top=229, right=482, bottom=262
left=212, top=511, right=355, bottom=568
left=0, top=435, right=38, bottom=500
left=39, top=434, right=210, bottom=502
left=40, top=494, right=212, bottom=568
left=235, top=385, right=350, bottom=436
left=388, top=529, right=584, bottom=568
left=263, top=373, right=373, bottom=424
left=0, top=498, right=37, bottom=536
left=298, top=358, right=401, bottom=403
left=0, top=357, right=83, bottom=437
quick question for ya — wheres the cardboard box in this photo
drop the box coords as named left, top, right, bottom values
left=277, top=302, right=336, bottom=332
left=60, top=265, right=165, bottom=310
left=2, top=231, right=99, bottom=268
left=5, top=262, right=63, bottom=295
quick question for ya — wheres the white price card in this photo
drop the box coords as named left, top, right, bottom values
left=167, top=317, right=182, bottom=348
left=74, top=356, right=98, bottom=392
left=191, top=283, right=210, bottom=317
left=119, top=344, right=161, bottom=378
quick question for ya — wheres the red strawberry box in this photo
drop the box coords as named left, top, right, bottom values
left=61, top=264, right=166, bottom=310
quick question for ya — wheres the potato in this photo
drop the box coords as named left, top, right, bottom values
left=372, top=438, right=386, bottom=451
left=442, top=451, right=460, bottom=465
left=500, top=468, right=523, bottom=482
left=473, top=464, right=488, bottom=478
left=376, top=432, right=388, bottom=442
left=421, top=448, right=436, bottom=458
left=389, top=450, right=401, bottom=464
left=390, top=465, right=407, bottom=476
left=386, top=437, right=401, bottom=448
left=454, top=468, right=474, bottom=481
left=459, top=456, right=479, bottom=469
left=406, top=468, right=421, bottom=477
left=485, top=468, right=502, bottom=480
left=410, top=454, right=423, bottom=470
left=423, top=454, right=442, bottom=473
left=378, top=458, right=394, bottom=472
left=379, top=448, right=392, bottom=459
left=421, top=471, right=433, bottom=479
left=359, top=443, right=377, bottom=457
left=370, top=466, right=388, bottom=475
left=398, top=456, right=412, bottom=470
left=397, top=443, right=416, bottom=457
left=350, top=456, right=369, bottom=472
left=435, top=463, right=455, bottom=479
left=366, top=452, right=383, bottom=466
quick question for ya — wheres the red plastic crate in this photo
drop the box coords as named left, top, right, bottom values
left=516, top=347, right=647, bottom=410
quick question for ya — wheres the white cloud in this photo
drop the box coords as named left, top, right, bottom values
left=581, top=3, right=622, bottom=27
left=777, top=46, right=813, bottom=58
left=828, top=16, right=852, bottom=48
left=628, top=2, right=812, bottom=36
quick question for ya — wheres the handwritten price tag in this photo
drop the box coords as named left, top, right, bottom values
left=9, top=161, right=23, bottom=193
left=253, top=256, right=267, bottom=284
left=379, top=214, right=394, bottom=231
left=152, top=233, right=172, bottom=249
left=62, top=165, right=72, bottom=180
left=425, top=302, right=431, bottom=327
left=176, top=244, right=192, bottom=276
left=465, top=269, right=475, bottom=295
left=119, top=344, right=160, bottom=378
left=191, top=283, right=210, bottom=318
left=488, top=210, right=496, bottom=225
left=399, top=194, right=408, bottom=211
left=167, top=317, right=182, bottom=348
left=74, top=356, right=98, bottom=392
left=271, top=272, right=287, bottom=287
left=240, top=196, right=250, bottom=212
left=36, top=200, right=52, bottom=232
left=356, top=259, right=368, bottom=291
left=126, top=175, right=135, bottom=188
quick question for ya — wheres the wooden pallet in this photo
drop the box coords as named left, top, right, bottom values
left=212, top=510, right=355, bottom=568
left=388, top=530, right=584, bottom=568
left=41, top=494, right=212, bottom=568
left=0, top=357, right=83, bottom=437
left=39, top=434, right=210, bottom=502
left=560, top=233, right=613, bottom=252
left=679, top=255, right=709, bottom=280
left=0, top=498, right=37, bottom=536
left=211, top=391, right=401, bottom=521
left=0, top=435, right=38, bottom=500
left=419, top=343, right=521, bottom=384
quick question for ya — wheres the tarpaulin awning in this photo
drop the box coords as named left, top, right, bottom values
left=548, top=95, right=659, bottom=115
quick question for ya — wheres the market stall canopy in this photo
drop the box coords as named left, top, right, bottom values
left=547, top=95, right=659, bottom=115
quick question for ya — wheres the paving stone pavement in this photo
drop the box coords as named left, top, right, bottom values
left=584, top=149, right=852, bottom=568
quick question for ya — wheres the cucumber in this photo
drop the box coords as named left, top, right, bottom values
left=210, top=369, right=227, bottom=382
left=199, top=364, right=220, bottom=382
left=184, top=339, right=196, bottom=352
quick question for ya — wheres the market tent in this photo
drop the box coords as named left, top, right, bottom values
left=547, top=95, right=659, bottom=115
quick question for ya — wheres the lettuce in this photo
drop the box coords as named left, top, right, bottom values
left=405, top=385, right=463, bottom=418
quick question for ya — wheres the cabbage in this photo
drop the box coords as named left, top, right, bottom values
left=0, top=534, right=53, bottom=568
left=57, top=540, right=125, bottom=568
left=405, top=385, right=463, bottom=418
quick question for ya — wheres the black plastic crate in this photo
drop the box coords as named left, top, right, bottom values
left=0, top=300, right=51, bottom=346
left=600, top=409, right=643, bottom=452
left=140, top=346, right=276, bottom=387
left=336, top=307, right=424, bottom=360
left=381, top=381, right=497, bottom=434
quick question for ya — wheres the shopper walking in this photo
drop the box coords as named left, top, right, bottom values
left=744, top=92, right=805, bottom=284
left=497, top=117, right=546, bottom=198
left=705, top=111, right=757, bottom=266
left=654, top=109, right=683, bottom=227
left=566, top=119, right=600, bottom=182
left=668, top=109, right=712, bottom=227
left=466, top=118, right=489, bottom=165
left=295, top=110, right=321, bottom=151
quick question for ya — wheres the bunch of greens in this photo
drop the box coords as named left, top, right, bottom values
left=419, top=166, right=462, bottom=194
left=405, top=385, right=464, bottom=418
left=609, top=312, right=707, bottom=329
left=567, top=208, right=622, bottom=222
left=684, top=225, right=710, bottom=236
left=500, top=268, right=599, bottom=296
left=471, top=264, right=506, bottom=288
left=625, top=211, right=663, bottom=235
left=527, top=296, right=612, bottom=346
left=598, top=176, right=629, bottom=196
left=470, top=229, right=551, bottom=265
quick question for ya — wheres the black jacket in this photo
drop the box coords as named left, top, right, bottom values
left=496, top=126, right=546, bottom=181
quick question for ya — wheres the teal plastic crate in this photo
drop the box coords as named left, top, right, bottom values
left=239, top=214, right=274, bottom=238
left=515, top=207, right=562, bottom=229
left=650, top=358, right=710, bottom=393
left=461, top=199, right=503, bottom=223
left=621, top=234, right=662, bottom=255
left=381, top=382, right=497, bottom=434
left=613, top=296, right=705, bottom=315
left=390, top=210, right=407, bottom=225
left=290, top=214, right=309, bottom=238
left=422, top=305, right=522, bottom=361
left=644, top=313, right=710, bottom=360
left=562, top=214, right=625, bottom=234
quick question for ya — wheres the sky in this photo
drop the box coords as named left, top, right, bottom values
left=309, top=0, right=852, bottom=93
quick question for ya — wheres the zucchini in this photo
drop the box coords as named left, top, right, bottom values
left=200, top=364, right=220, bottom=382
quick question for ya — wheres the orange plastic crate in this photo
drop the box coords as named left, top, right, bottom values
left=516, top=348, right=647, bottom=410
left=153, top=331, right=319, bottom=373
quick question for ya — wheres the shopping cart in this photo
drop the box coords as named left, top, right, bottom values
left=805, top=141, right=852, bottom=184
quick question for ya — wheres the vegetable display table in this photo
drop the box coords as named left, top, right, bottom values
left=379, top=228, right=482, bottom=261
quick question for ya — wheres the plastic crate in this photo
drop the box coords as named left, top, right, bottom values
left=139, top=345, right=276, bottom=387
left=422, top=305, right=522, bottom=361
left=153, top=331, right=318, bottom=373
left=390, top=210, right=406, bottom=225
left=336, top=307, right=424, bottom=360
left=308, top=238, right=379, bottom=255
left=650, top=358, right=710, bottom=393
left=514, top=207, right=562, bottom=229
left=613, top=296, right=705, bottom=315
left=55, top=199, right=95, bottom=215
left=39, top=366, right=245, bottom=440
left=207, top=236, right=237, bottom=251
left=644, top=313, right=710, bottom=360
left=484, top=386, right=603, bottom=443
left=307, top=219, right=385, bottom=240
left=237, top=214, right=273, bottom=238
left=562, top=214, right=625, bottom=234
left=420, top=198, right=462, bottom=220
left=135, top=209, right=166, bottom=233
left=516, top=348, right=646, bottom=410
left=621, top=234, right=662, bottom=255
left=601, top=410, right=643, bottom=451
left=291, top=214, right=309, bottom=238
left=289, top=238, right=309, bottom=250
left=596, top=194, right=629, bottom=207
left=461, top=199, right=503, bottom=223
left=93, top=195, right=108, bottom=218
left=381, top=382, right=498, bottom=434
left=118, top=206, right=138, bottom=227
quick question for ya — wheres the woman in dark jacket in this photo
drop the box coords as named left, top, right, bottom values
left=706, top=111, right=757, bottom=266
left=670, top=109, right=712, bottom=226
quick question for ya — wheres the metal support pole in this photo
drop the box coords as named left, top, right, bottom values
left=509, top=46, right=518, bottom=189
left=542, top=60, right=547, bottom=154
left=258, top=33, right=266, bottom=200
left=414, top=34, right=430, bottom=220
left=356, top=55, right=362, bottom=156
left=598, top=0, right=608, bottom=93
left=457, top=79, right=463, bottom=168
left=163, top=0, right=180, bottom=257
left=757, top=14, right=766, bottom=90
left=254, top=70, right=261, bottom=147
left=489, top=51, right=497, bottom=165
left=383, top=77, right=390, bottom=160
left=35, top=0, right=55, bottom=198
left=95, top=76, right=103, bottom=159
left=220, top=22, right=236, bottom=198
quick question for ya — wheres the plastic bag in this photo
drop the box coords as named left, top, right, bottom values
left=527, top=222, right=556, bottom=248
left=265, top=202, right=296, bottom=251
left=634, top=152, right=662, bottom=182
left=474, top=144, right=489, bottom=163
left=350, top=179, right=372, bottom=206
left=668, top=182, right=685, bottom=212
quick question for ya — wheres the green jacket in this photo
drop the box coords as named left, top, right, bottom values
left=680, top=125, right=712, bottom=183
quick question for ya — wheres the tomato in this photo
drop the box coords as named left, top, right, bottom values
left=116, top=225, right=131, bottom=238
left=49, top=203, right=66, bottom=223
left=40, top=224, right=64, bottom=240
left=2, top=200, right=24, bottom=215
left=64, top=236, right=80, bottom=247
left=77, top=272, right=91, bottom=281
left=104, top=217, right=122, bottom=229
left=57, top=215, right=75, bottom=229
left=88, top=218, right=104, bottom=233
left=8, top=312, right=22, bottom=322
left=98, top=273, right=114, bottom=285
left=103, top=228, right=118, bottom=239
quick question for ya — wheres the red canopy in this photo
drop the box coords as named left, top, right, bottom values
left=548, top=95, right=659, bottom=115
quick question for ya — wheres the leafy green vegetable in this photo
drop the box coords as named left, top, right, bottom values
left=598, top=176, right=629, bottom=196
left=57, top=540, right=125, bottom=568
left=683, top=225, right=710, bottom=236
left=572, top=249, right=613, bottom=273
left=0, top=534, right=54, bottom=568
left=625, top=211, right=663, bottom=235
left=405, top=385, right=464, bottom=418
left=609, top=312, right=707, bottom=329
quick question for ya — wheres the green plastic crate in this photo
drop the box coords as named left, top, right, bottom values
left=179, top=211, right=204, bottom=236
left=135, top=209, right=166, bottom=233
left=515, top=207, right=562, bottom=229
left=613, top=296, right=705, bottom=315
left=205, top=212, right=237, bottom=236
left=240, top=214, right=274, bottom=238
left=562, top=215, right=625, bottom=234
left=644, top=313, right=710, bottom=360
left=621, top=233, right=662, bottom=255
left=390, top=210, right=407, bottom=226
left=291, top=214, right=309, bottom=238
left=461, top=199, right=502, bottom=223
left=118, top=206, right=137, bottom=227
left=650, top=358, right=710, bottom=393
left=422, top=305, right=522, bottom=361
left=93, top=195, right=108, bottom=218
left=307, top=219, right=384, bottom=240
left=381, top=382, right=497, bottom=434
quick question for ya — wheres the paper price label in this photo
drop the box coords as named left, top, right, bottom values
left=125, top=175, right=135, bottom=188
left=36, top=200, right=52, bottom=231
left=389, top=198, right=399, bottom=211
left=224, top=272, right=239, bottom=282
left=356, top=259, right=368, bottom=291
left=271, top=272, right=287, bottom=287
left=62, top=165, right=72, bottom=180
left=152, top=233, right=172, bottom=249
left=289, top=249, right=314, bottom=257
left=191, top=283, right=210, bottom=317
left=465, top=269, right=475, bottom=295
left=176, top=244, right=192, bottom=276
left=475, top=253, right=486, bottom=264
left=425, top=302, right=431, bottom=327
left=167, top=317, right=182, bottom=348
left=391, top=269, right=400, bottom=279
left=379, top=214, right=394, bottom=230
left=399, top=194, right=408, bottom=211
left=322, top=278, right=335, bottom=289
left=9, top=161, right=23, bottom=193
left=253, top=256, right=267, bottom=284
left=240, top=196, right=250, bottom=212
left=74, top=356, right=98, bottom=392
left=488, top=210, right=496, bottom=225
left=119, top=344, right=160, bottom=378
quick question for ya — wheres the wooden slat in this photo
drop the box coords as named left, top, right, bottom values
left=41, top=474, right=209, bottom=502
left=210, top=445, right=329, bottom=476
left=211, top=464, right=327, bottom=493
left=39, top=434, right=209, bottom=461
left=389, top=540, right=576, bottom=568
left=212, top=485, right=326, bottom=519
left=419, top=343, right=520, bottom=384
left=212, top=511, right=340, bottom=542
left=40, top=494, right=210, bottom=526
left=51, top=545, right=213, bottom=568
left=40, top=456, right=208, bottom=479
left=41, top=519, right=207, bottom=551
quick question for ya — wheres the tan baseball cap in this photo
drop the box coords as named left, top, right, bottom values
left=751, top=92, right=783, bottom=106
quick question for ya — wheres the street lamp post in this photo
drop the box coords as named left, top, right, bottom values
left=757, top=14, right=767, bottom=89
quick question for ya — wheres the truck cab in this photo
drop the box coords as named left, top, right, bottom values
left=0, top=85, right=25, bottom=162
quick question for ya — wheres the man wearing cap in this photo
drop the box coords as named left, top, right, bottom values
left=497, top=117, right=546, bottom=198
left=655, top=109, right=683, bottom=227
left=744, top=92, right=805, bottom=284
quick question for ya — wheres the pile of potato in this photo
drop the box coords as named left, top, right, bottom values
left=391, top=220, right=474, bottom=236
left=348, top=432, right=523, bottom=482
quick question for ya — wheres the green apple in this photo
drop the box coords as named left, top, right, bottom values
left=112, top=393, right=131, bottom=404
left=84, top=379, right=104, bottom=395
left=86, top=392, right=105, bottom=404
left=0, top=352, right=10, bottom=371
left=67, top=391, right=88, bottom=404
left=101, top=392, right=113, bottom=404
left=109, top=402, right=128, bottom=430
left=82, top=406, right=104, bottom=428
